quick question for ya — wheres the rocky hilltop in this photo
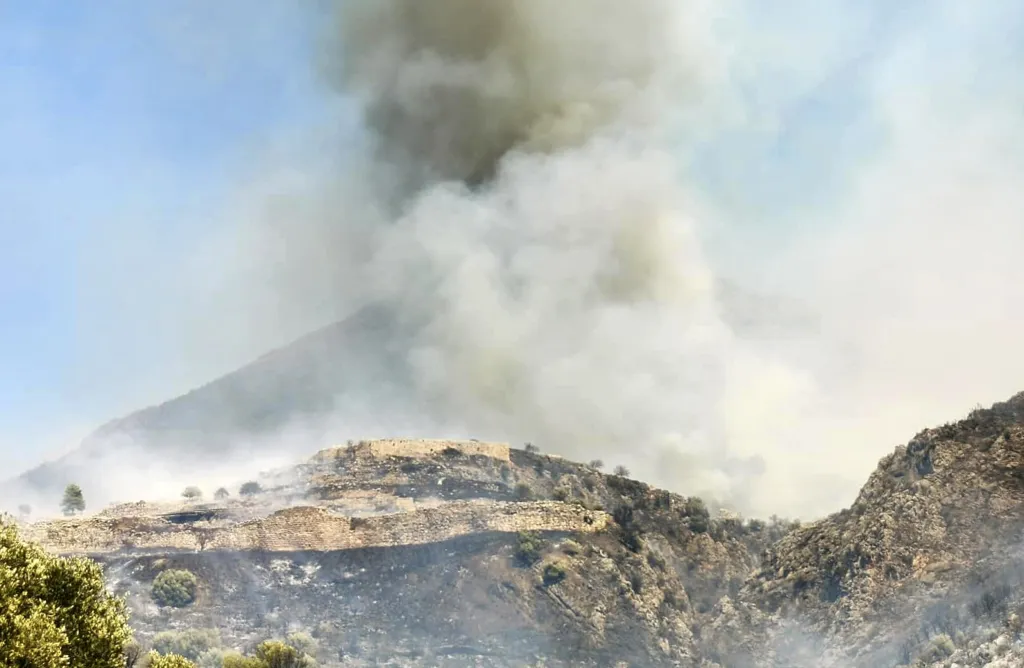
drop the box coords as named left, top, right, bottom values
left=24, top=438, right=776, bottom=667
left=22, top=393, right=1024, bottom=667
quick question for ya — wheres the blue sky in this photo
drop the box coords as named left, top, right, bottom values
left=1, top=1, right=1022, bottom=475
left=0, top=1, right=326, bottom=469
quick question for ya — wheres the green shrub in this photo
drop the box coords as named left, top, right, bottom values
left=221, top=653, right=266, bottom=668
left=0, top=521, right=132, bottom=668
left=181, top=486, right=203, bottom=501
left=214, top=488, right=230, bottom=500
left=523, top=443, right=539, bottom=454
left=560, top=539, right=583, bottom=556
left=918, top=633, right=955, bottom=662
left=61, top=483, right=85, bottom=516
left=613, top=465, right=631, bottom=477
left=146, top=652, right=197, bottom=668
left=152, top=629, right=220, bottom=661
left=254, top=640, right=316, bottom=667
left=542, top=562, right=567, bottom=586
left=218, top=639, right=317, bottom=668
left=683, top=497, right=710, bottom=534
left=514, top=531, right=544, bottom=567
left=588, top=459, right=604, bottom=469
left=151, top=569, right=199, bottom=608
left=285, top=632, right=318, bottom=658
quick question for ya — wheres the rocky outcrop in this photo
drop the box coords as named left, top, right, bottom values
left=737, top=392, right=1024, bottom=667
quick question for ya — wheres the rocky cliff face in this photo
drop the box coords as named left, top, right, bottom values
left=732, top=392, right=1024, bottom=667
left=22, top=395, right=1024, bottom=667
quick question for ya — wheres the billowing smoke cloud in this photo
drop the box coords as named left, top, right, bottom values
left=249, top=0, right=1018, bottom=518
left=330, top=0, right=712, bottom=185
left=11, top=0, right=1024, bottom=520
left=235, top=0, right=813, bottom=513
left=143, top=0, right=1024, bottom=518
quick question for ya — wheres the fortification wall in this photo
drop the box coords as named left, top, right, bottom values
left=359, top=439, right=511, bottom=462
left=30, top=501, right=608, bottom=556
left=312, top=439, right=511, bottom=465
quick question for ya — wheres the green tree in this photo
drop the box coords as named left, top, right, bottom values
left=61, top=483, right=85, bottom=516
left=0, top=521, right=132, bottom=667
left=214, top=487, right=230, bottom=500
left=151, top=569, right=199, bottom=608
left=239, top=481, right=262, bottom=497
left=146, top=651, right=198, bottom=668
left=182, top=486, right=203, bottom=501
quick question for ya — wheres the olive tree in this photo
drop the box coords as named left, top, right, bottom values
left=0, top=521, right=132, bottom=667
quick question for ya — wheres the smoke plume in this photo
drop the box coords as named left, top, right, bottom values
left=176, top=0, right=1024, bottom=517
left=258, top=0, right=799, bottom=512
left=12, top=1, right=1024, bottom=519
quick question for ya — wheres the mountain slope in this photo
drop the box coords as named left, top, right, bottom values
left=18, top=391, right=1024, bottom=666
left=8, top=285, right=819, bottom=509
left=11, top=305, right=420, bottom=501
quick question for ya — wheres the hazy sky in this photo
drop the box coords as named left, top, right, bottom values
left=1, top=0, right=1022, bottom=487
left=0, top=1, right=325, bottom=470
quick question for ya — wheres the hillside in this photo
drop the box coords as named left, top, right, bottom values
left=7, top=284, right=817, bottom=509
left=18, top=393, right=1024, bottom=667
left=9, top=305, right=418, bottom=503
left=22, top=438, right=783, bottom=667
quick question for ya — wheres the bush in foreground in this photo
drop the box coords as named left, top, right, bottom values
left=0, top=521, right=132, bottom=667
left=147, top=652, right=198, bottom=668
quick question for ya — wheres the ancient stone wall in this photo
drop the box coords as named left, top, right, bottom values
left=313, top=439, right=511, bottom=464
left=359, top=439, right=511, bottom=462
left=29, top=501, right=608, bottom=556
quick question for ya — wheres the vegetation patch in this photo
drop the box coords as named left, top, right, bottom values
left=0, top=521, right=132, bottom=667
left=542, top=561, right=567, bottom=586
left=151, top=569, right=199, bottom=608
left=514, top=531, right=545, bottom=567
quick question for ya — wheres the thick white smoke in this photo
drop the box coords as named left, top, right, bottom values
left=178, top=0, right=1024, bottom=517
left=15, top=1, right=1024, bottom=519
left=274, top=0, right=808, bottom=512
